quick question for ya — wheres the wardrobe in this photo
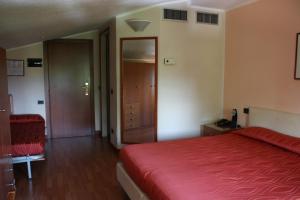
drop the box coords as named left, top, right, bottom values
left=0, top=48, right=15, bottom=199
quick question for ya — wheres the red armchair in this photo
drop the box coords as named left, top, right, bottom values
left=10, top=114, right=45, bottom=156
left=10, top=114, right=46, bottom=179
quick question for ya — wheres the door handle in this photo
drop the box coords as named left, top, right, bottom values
left=4, top=168, right=13, bottom=173
left=82, top=82, right=89, bottom=96
left=6, top=183, right=15, bottom=187
left=6, top=179, right=15, bottom=188
left=0, top=109, right=6, bottom=112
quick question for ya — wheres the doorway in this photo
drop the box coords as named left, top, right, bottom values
left=121, top=37, right=158, bottom=144
left=100, top=29, right=111, bottom=140
left=45, top=39, right=95, bottom=138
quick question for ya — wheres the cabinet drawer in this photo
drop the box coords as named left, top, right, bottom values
left=124, top=103, right=141, bottom=129
left=125, top=103, right=140, bottom=113
left=125, top=123, right=138, bottom=129
left=202, top=126, right=223, bottom=136
left=125, top=116, right=141, bottom=129
left=125, top=111, right=140, bottom=118
left=202, top=124, right=237, bottom=137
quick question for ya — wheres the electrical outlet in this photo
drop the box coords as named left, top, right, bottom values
left=243, top=107, right=249, bottom=114
left=164, top=58, right=176, bottom=65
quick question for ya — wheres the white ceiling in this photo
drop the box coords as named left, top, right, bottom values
left=0, top=0, right=254, bottom=49
left=191, top=0, right=255, bottom=10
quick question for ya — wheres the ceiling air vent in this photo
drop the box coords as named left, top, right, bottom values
left=197, top=12, right=219, bottom=25
left=163, top=9, right=188, bottom=21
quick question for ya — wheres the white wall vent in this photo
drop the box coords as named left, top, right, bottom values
left=163, top=9, right=188, bottom=21
left=196, top=12, right=218, bottom=25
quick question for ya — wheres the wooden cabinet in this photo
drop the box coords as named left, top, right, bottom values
left=0, top=48, right=15, bottom=199
left=202, top=124, right=239, bottom=137
left=122, top=60, right=157, bottom=143
left=124, top=103, right=141, bottom=129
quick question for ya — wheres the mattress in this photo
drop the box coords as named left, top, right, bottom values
left=120, top=127, right=300, bottom=200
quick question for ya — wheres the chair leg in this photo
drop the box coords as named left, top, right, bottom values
left=26, top=157, right=32, bottom=179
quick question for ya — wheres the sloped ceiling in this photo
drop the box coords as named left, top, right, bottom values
left=190, top=0, right=256, bottom=10
left=0, top=0, right=254, bottom=49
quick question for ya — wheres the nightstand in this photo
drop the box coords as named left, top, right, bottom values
left=202, top=124, right=239, bottom=137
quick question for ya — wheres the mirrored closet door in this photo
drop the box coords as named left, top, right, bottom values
left=121, top=37, right=158, bottom=144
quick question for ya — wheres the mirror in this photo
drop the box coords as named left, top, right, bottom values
left=121, top=38, right=157, bottom=144
left=295, top=33, right=300, bottom=79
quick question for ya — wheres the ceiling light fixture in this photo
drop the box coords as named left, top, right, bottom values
left=126, top=19, right=152, bottom=32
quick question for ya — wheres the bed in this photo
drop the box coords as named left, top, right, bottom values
left=117, top=107, right=300, bottom=200
left=10, top=114, right=46, bottom=179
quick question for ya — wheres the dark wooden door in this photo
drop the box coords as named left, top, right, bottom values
left=100, top=30, right=111, bottom=140
left=105, top=33, right=111, bottom=141
left=46, top=40, right=94, bottom=138
left=0, top=48, right=14, bottom=199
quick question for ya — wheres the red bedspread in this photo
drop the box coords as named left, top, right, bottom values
left=120, top=127, right=300, bottom=200
left=10, top=114, right=45, bottom=156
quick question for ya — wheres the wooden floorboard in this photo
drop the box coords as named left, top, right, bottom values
left=14, top=136, right=129, bottom=200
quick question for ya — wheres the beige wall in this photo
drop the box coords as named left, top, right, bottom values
left=159, top=4, right=225, bottom=140
left=111, top=2, right=225, bottom=147
left=224, top=0, right=300, bottom=126
left=7, top=30, right=101, bottom=133
left=7, top=43, right=46, bottom=119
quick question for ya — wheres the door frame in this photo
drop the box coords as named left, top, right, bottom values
left=44, top=39, right=95, bottom=138
left=120, top=37, right=158, bottom=144
left=99, top=28, right=111, bottom=139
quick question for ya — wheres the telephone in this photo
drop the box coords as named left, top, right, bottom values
left=215, top=119, right=232, bottom=128
left=215, top=109, right=239, bottom=129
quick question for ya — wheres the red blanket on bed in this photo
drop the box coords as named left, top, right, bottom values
left=10, top=114, right=45, bottom=156
left=120, top=127, right=300, bottom=200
